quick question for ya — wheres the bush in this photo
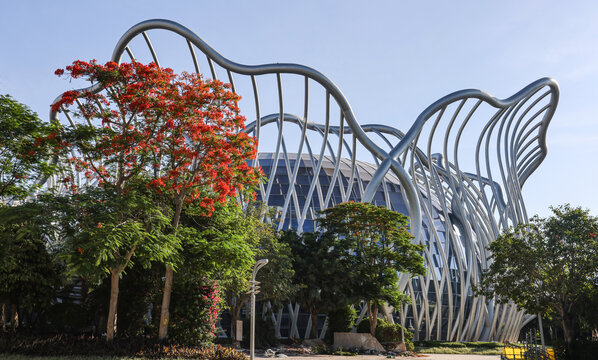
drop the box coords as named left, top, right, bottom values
left=356, top=317, right=387, bottom=333
left=375, top=323, right=412, bottom=343
left=44, top=303, right=91, bottom=334
left=168, top=278, right=221, bottom=346
left=328, top=305, right=357, bottom=333
left=553, top=340, right=598, bottom=360
left=355, top=318, right=414, bottom=351
left=375, top=322, right=414, bottom=351
left=0, top=334, right=247, bottom=359
left=461, top=341, right=503, bottom=349
left=416, top=340, right=466, bottom=348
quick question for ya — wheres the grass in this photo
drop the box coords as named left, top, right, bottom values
left=415, top=346, right=503, bottom=355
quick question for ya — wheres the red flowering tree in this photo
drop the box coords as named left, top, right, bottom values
left=50, top=60, right=260, bottom=341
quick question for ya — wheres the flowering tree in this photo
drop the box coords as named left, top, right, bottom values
left=51, top=60, right=260, bottom=341
left=319, top=202, right=425, bottom=336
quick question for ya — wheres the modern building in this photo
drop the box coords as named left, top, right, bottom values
left=51, top=19, right=560, bottom=342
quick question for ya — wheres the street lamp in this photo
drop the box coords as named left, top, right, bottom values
left=250, top=259, right=268, bottom=360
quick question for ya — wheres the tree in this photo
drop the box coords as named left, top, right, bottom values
left=319, top=202, right=426, bottom=336
left=282, top=230, right=357, bottom=339
left=478, top=204, right=598, bottom=351
left=49, top=60, right=185, bottom=341
left=213, top=203, right=295, bottom=343
left=0, top=201, right=64, bottom=332
left=0, top=94, right=55, bottom=202
left=51, top=60, right=260, bottom=341
left=53, top=178, right=178, bottom=341
left=0, top=94, right=58, bottom=331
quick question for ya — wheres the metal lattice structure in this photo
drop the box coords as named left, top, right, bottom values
left=50, top=19, right=559, bottom=342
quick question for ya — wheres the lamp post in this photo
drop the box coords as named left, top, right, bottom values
left=250, top=259, right=268, bottom=360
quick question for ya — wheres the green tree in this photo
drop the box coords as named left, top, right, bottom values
left=52, top=179, right=180, bottom=341
left=0, top=94, right=55, bottom=201
left=478, top=204, right=598, bottom=351
left=0, top=202, right=64, bottom=332
left=183, top=202, right=295, bottom=342
left=319, top=202, right=426, bottom=336
left=282, top=230, right=357, bottom=339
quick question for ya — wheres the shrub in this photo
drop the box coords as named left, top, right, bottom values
left=416, top=340, right=466, bottom=348
left=168, top=278, right=221, bottom=346
left=0, top=334, right=247, bottom=359
left=44, top=302, right=91, bottom=334
left=356, top=317, right=387, bottom=333
left=328, top=305, right=357, bottom=333
left=376, top=323, right=412, bottom=343
left=376, top=322, right=414, bottom=350
left=462, top=341, right=503, bottom=349
left=552, top=340, right=598, bottom=360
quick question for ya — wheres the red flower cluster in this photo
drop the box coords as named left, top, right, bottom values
left=50, top=60, right=261, bottom=206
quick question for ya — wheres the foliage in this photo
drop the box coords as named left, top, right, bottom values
left=185, top=202, right=295, bottom=340
left=356, top=317, right=387, bottom=333
left=376, top=322, right=413, bottom=343
left=50, top=59, right=261, bottom=341
left=168, top=277, right=221, bottom=346
left=478, top=204, right=598, bottom=348
left=327, top=305, right=358, bottom=333
left=0, top=94, right=55, bottom=201
left=319, top=202, right=426, bottom=335
left=282, top=230, right=358, bottom=338
left=53, top=180, right=178, bottom=281
left=51, top=59, right=260, bottom=214
left=0, top=202, right=64, bottom=322
left=552, top=339, right=598, bottom=360
left=0, top=334, right=247, bottom=359
left=44, top=303, right=91, bottom=335
left=88, top=262, right=162, bottom=337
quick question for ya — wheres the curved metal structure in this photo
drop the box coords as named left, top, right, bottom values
left=49, top=19, right=559, bottom=342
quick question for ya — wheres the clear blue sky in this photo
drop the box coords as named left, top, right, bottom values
left=1, top=0, right=596, bottom=217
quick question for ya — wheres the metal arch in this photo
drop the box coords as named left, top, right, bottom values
left=46, top=19, right=560, bottom=342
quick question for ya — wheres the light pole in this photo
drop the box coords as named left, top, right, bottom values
left=250, top=259, right=268, bottom=360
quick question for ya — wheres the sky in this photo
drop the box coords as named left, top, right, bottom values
left=1, top=0, right=597, bottom=217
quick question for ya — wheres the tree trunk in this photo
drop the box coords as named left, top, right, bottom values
left=561, top=312, right=576, bottom=353
left=310, top=312, right=319, bottom=339
left=158, top=265, right=174, bottom=341
left=158, top=198, right=183, bottom=341
left=230, top=302, right=243, bottom=345
left=368, top=301, right=379, bottom=336
left=10, top=303, right=18, bottom=332
left=106, top=269, right=120, bottom=341
left=1, top=301, right=6, bottom=333
left=381, top=302, right=395, bottom=324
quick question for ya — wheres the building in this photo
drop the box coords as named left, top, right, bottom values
left=51, top=19, right=560, bottom=341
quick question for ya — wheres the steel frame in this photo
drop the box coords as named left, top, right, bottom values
left=49, top=19, right=559, bottom=342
